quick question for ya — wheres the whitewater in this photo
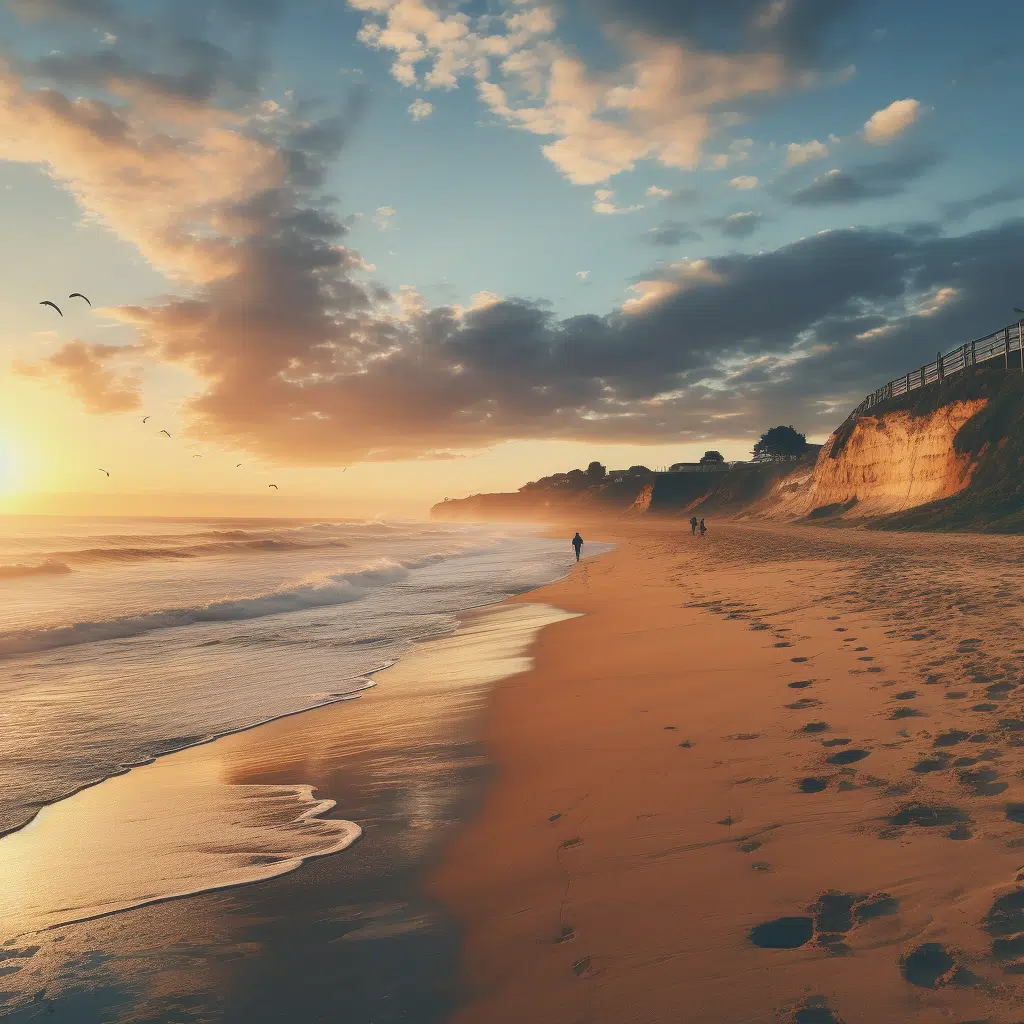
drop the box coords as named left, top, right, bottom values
left=0, top=516, right=599, bottom=838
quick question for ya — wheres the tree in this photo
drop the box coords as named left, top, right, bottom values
left=586, top=461, right=607, bottom=481
left=699, top=450, right=725, bottom=465
left=752, top=425, right=808, bottom=463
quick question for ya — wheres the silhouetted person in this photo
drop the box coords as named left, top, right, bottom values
left=698, top=518, right=707, bottom=538
left=572, top=532, right=583, bottom=561
left=689, top=516, right=698, bottom=536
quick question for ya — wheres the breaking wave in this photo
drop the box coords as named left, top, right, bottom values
left=0, top=560, right=441, bottom=660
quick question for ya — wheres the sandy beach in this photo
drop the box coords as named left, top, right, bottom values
left=434, top=519, right=1024, bottom=1024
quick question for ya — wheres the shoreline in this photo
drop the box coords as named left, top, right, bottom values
left=0, top=588, right=584, bottom=1020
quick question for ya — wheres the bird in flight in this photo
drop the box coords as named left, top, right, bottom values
left=268, top=484, right=279, bottom=490
left=192, top=454, right=203, bottom=458
left=98, top=468, right=110, bottom=477
left=68, top=292, right=92, bottom=306
left=236, top=463, right=242, bottom=468
left=160, top=429, right=171, bottom=437
left=142, top=416, right=150, bottom=424
left=40, top=300, right=62, bottom=316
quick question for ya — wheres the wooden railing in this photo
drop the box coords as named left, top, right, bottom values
left=853, top=320, right=1024, bottom=416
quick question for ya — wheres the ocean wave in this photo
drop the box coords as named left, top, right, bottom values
left=2, top=537, right=351, bottom=570
left=0, top=561, right=437, bottom=659
left=0, top=559, right=73, bottom=580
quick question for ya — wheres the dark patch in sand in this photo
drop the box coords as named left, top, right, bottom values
left=890, top=707, right=925, bottom=719
left=822, top=738, right=851, bottom=747
left=571, top=957, right=591, bottom=976
left=799, top=777, right=828, bottom=793
left=935, top=731, right=971, bottom=747
left=560, top=837, right=583, bottom=849
left=855, top=893, right=899, bottom=920
left=973, top=704, right=998, bottom=712
left=802, top=722, right=829, bottom=734
left=554, top=926, right=576, bottom=944
left=728, top=733, right=760, bottom=741
left=912, top=756, right=951, bottom=774
left=750, top=916, right=814, bottom=949
left=792, top=996, right=845, bottom=1023
left=894, top=691, right=917, bottom=700
left=789, top=680, right=813, bottom=689
left=791, top=657, right=810, bottom=663
left=945, top=691, right=969, bottom=700
left=786, top=698, right=821, bottom=710
left=678, top=740, right=694, bottom=748
left=958, top=768, right=1008, bottom=796
left=547, top=812, right=563, bottom=822
left=826, top=749, right=869, bottom=766
left=888, top=802, right=968, bottom=829
left=774, top=642, right=793, bottom=648
left=737, top=839, right=761, bottom=853
left=999, top=719, right=1024, bottom=732
left=901, top=943, right=955, bottom=987
left=1006, top=804, right=1024, bottom=823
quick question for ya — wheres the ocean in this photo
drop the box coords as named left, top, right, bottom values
left=0, top=516, right=596, bottom=839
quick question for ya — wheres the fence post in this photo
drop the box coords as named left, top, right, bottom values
left=937, top=352, right=944, bottom=381
left=1019, top=321, right=1024, bottom=372
left=1005, top=327, right=1011, bottom=369
left=971, top=338, right=976, bottom=366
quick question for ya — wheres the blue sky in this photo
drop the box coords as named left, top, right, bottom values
left=1, top=0, right=1023, bottom=514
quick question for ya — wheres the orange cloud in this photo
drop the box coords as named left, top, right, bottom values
left=15, top=341, right=142, bottom=413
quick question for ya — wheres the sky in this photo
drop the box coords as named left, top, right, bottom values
left=0, top=0, right=1023, bottom=518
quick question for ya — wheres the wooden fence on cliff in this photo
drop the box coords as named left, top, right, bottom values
left=853, top=319, right=1024, bottom=416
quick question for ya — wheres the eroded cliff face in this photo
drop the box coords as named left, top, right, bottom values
left=756, top=399, right=988, bottom=520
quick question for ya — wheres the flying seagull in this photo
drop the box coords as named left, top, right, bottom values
left=40, top=300, right=62, bottom=316
left=98, top=468, right=110, bottom=477
left=160, top=429, right=171, bottom=437
left=192, top=454, right=203, bottom=458
left=142, top=416, right=150, bottom=424
left=268, top=484, right=279, bottom=490
left=68, top=292, right=92, bottom=306
left=236, top=463, right=242, bottom=468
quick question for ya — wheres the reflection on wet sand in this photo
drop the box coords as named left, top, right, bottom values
left=0, top=601, right=575, bottom=1021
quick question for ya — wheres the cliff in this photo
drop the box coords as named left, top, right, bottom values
left=430, top=366, right=1024, bottom=532
left=754, top=365, right=1024, bottom=531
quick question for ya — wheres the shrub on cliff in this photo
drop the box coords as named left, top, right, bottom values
left=752, top=426, right=808, bottom=462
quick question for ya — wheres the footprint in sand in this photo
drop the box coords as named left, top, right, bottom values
left=900, top=942, right=976, bottom=988
left=825, top=749, right=869, bottom=765
left=934, top=730, right=971, bottom=747
left=882, top=801, right=971, bottom=840
left=774, top=642, right=793, bottom=648
left=802, top=721, right=829, bottom=734
left=894, top=690, right=917, bottom=700
left=791, top=656, right=810, bottom=663
left=889, top=707, right=925, bottom=720
left=553, top=925, right=576, bottom=944
left=791, top=996, right=844, bottom=1023
left=822, top=738, right=851, bottom=747
left=798, top=777, right=829, bottom=793
left=751, top=890, right=899, bottom=956
left=786, top=698, right=821, bottom=710
left=788, top=680, right=814, bottom=689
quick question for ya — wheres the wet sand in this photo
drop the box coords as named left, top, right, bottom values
left=0, top=601, right=574, bottom=1021
left=434, top=520, right=1024, bottom=1024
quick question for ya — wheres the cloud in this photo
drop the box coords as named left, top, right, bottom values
left=942, top=178, right=1024, bottom=222
left=407, top=97, right=433, bottom=120
left=786, top=138, right=828, bottom=165
left=728, top=175, right=759, bottom=189
left=14, top=341, right=142, bottom=413
left=716, top=211, right=762, bottom=237
left=646, top=220, right=702, bottom=246
left=347, top=1, right=796, bottom=184
left=576, top=270, right=590, bottom=280
left=645, top=185, right=672, bottom=198
left=10, top=1, right=1024, bottom=458
left=592, top=188, right=643, bottom=214
left=788, top=149, right=940, bottom=205
left=863, top=98, right=921, bottom=145
left=374, top=204, right=396, bottom=228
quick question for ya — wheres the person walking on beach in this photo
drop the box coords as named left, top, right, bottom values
left=689, top=516, right=698, bottom=536
left=572, top=532, right=583, bottom=561
left=698, top=518, right=707, bottom=538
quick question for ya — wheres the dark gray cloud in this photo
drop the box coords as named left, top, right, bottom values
left=578, top=0, right=865, bottom=68
left=943, top=179, right=1024, bottom=222
left=646, top=221, right=702, bottom=246
left=789, top=149, right=941, bottom=206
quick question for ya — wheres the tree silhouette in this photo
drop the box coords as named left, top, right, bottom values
left=699, top=450, right=725, bottom=465
left=752, top=426, right=808, bottom=463
left=586, top=461, right=607, bottom=481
